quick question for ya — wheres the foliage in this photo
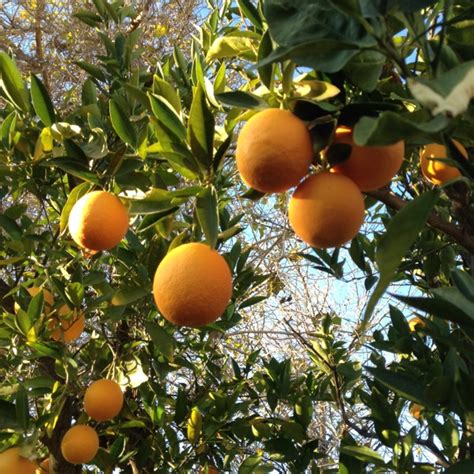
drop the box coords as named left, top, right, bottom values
left=1, top=0, right=474, bottom=473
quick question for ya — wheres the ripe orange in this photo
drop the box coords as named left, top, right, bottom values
left=153, top=243, right=233, bottom=327
left=235, top=108, right=313, bottom=193
left=0, top=447, right=36, bottom=474
left=60, top=425, right=99, bottom=465
left=330, top=126, right=405, bottom=191
left=14, top=287, right=54, bottom=315
left=288, top=172, right=365, bottom=249
left=84, top=379, right=124, bottom=421
left=409, top=403, right=422, bottom=420
left=420, top=141, right=466, bottom=185
left=408, top=317, right=425, bottom=332
left=68, top=191, right=129, bottom=251
left=48, top=306, right=85, bottom=342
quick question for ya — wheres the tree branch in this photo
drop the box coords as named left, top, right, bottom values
left=367, top=188, right=474, bottom=255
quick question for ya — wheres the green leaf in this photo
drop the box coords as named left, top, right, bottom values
left=344, top=50, right=385, bottom=92
left=0, top=52, right=29, bottom=112
left=41, top=158, right=100, bottom=184
left=126, top=187, right=199, bottom=215
left=445, top=460, right=474, bottom=473
left=153, top=76, right=181, bottom=114
left=109, top=99, right=137, bottom=148
left=258, top=30, right=274, bottom=89
left=15, top=385, right=29, bottom=430
left=216, top=91, right=267, bottom=109
left=452, top=270, right=474, bottom=302
left=75, top=61, right=107, bottom=82
left=207, top=35, right=258, bottom=62
left=0, top=399, right=20, bottom=430
left=27, top=290, right=44, bottom=324
left=30, top=74, right=56, bottom=126
left=196, top=186, right=219, bottom=248
left=1, top=110, right=17, bottom=149
left=149, top=93, right=187, bottom=141
left=367, top=367, right=433, bottom=407
left=144, top=321, right=175, bottom=360
left=237, top=0, right=263, bottom=29
left=239, top=455, right=262, bottom=474
left=188, top=84, right=214, bottom=170
left=353, top=111, right=449, bottom=146
left=0, top=214, right=22, bottom=240
left=361, top=190, right=439, bottom=331
left=73, top=10, right=103, bottom=26
left=111, top=286, right=148, bottom=306
left=59, top=182, right=92, bottom=233
left=339, top=445, right=384, bottom=464
left=82, top=78, right=97, bottom=106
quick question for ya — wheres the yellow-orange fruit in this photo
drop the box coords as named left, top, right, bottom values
left=408, top=317, right=425, bottom=332
left=420, top=142, right=466, bottom=185
left=288, top=172, right=365, bottom=249
left=36, top=457, right=49, bottom=473
left=235, top=108, right=313, bottom=193
left=60, top=425, right=99, bottom=465
left=409, top=403, right=422, bottom=420
left=84, top=379, right=124, bottom=421
left=153, top=243, right=233, bottom=327
left=0, top=447, right=36, bottom=474
left=330, top=126, right=405, bottom=191
left=48, top=306, right=85, bottom=342
left=14, top=287, right=54, bottom=315
left=68, top=191, right=129, bottom=251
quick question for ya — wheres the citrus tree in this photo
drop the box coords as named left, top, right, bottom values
left=1, top=0, right=474, bottom=473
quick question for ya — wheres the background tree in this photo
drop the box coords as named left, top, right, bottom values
left=1, top=0, right=474, bottom=473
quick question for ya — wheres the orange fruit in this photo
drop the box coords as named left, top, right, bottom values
left=420, top=141, right=466, bottom=185
left=288, top=172, right=365, bottom=249
left=153, top=242, right=233, bottom=327
left=235, top=108, right=313, bottom=193
left=60, top=425, right=99, bottom=465
left=330, top=126, right=405, bottom=191
left=0, top=447, right=36, bottom=474
left=14, top=287, right=54, bottom=315
left=36, top=457, right=50, bottom=473
left=408, top=317, right=425, bottom=332
left=84, top=379, right=124, bottom=421
left=409, top=403, right=422, bottom=420
left=48, top=306, right=85, bottom=342
left=68, top=191, right=129, bottom=251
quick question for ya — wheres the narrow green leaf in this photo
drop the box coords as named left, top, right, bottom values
left=30, top=74, right=56, bottom=126
left=75, top=61, right=107, bottom=82
left=237, top=0, right=263, bottom=29
left=0, top=214, right=22, bottom=240
left=15, top=385, right=29, bottom=430
left=196, top=186, right=219, bottom=248
left=82, top=79, right=97, bottom=106
left=144, top=321, right=175, bottom=360
left=445, top=460, right=474, bottom=473
left=153, top=76, right=181, bottom=113
left=339, top=445, right=384, bottom=464
left=452, top=270, right=474, bottom=302
left=258, top=30, right=274, bottom=89
left=0, top=52, right=29, bottom=112
left=27, top=290, right=44, bottom=324
left=216, top=91, right=267, bottom=109
left=367, top=367, right=433, bottom=406
left=188, top=84, right=214, bottom=170
left=361, top=190, right=439, bottom=331
left=1, top=111, right=17, bottom=149
left=109, top=99, right=137, bottom=148
left=41, top=158, right=100, bottom=184
left=148, top=93, right=187, bottom=141
left=59, top=182, right=92, bottom=233
left=111, top=286, right=148, bottom=306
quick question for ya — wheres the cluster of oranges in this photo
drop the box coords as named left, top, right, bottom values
left=0, top=379, right=123, bottom=471
left=235, top=108, right=405, bottom=248
left=236, top=108, right=466, bottom=249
